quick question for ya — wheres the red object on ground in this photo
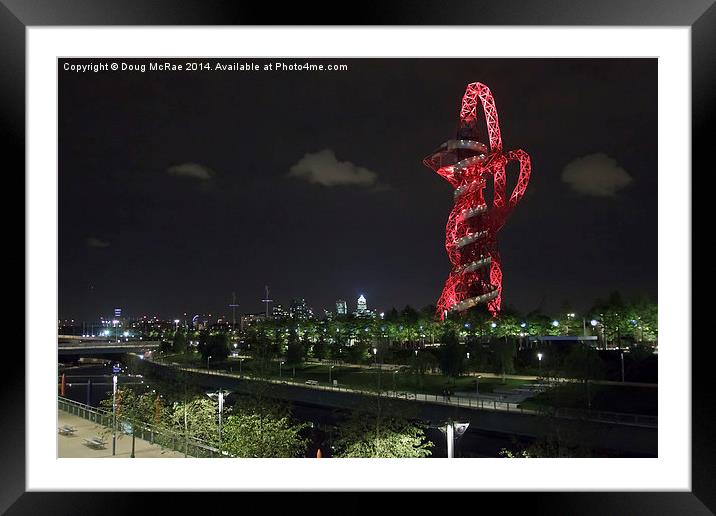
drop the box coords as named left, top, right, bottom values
left=423, top=82, right=532, bottom=319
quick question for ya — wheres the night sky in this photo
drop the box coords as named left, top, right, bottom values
left=59, top=58, right=657, bottom=321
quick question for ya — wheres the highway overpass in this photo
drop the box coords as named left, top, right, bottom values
left=58, top=339, right=160, bottom=357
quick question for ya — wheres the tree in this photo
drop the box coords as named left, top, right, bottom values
left=563, top=344, right=604, bottom=382
left=172, top=331, right=187, bottom=354
left=407, top=350, right=439, bottom=388
left=562, top=344, right=605, bottom=409
left=249, top=329, right=276, bottom=376
left=285, top=326, right=304, bottom=366
left=333, top=410, right=433, bottom=458
left=99, top=387, right=160, bottom=457
left=439, top=328, right=464, bottom=379
left=163, top=396, right=221, bottom=447
left=198, top=333, right=229, bottom=362
left=220, top=411, right=308, bottom=458
left=493, top=337, right=516, bottom=382
left=312, top=335, right=327, bottom=360
left=158, top=340, right=173, bottom=354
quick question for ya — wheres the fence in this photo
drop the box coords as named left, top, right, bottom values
left=57, top=396, right=225, bottom=457
left=147, top=358, right=657, bottom=429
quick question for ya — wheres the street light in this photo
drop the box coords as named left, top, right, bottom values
left=112, top=374, right=118, bottom=456
left=207, top=355, right=212, bottom=371
left=280, top=361, right=284, bottom=378
left=373, top=347, right=377, bottom=366
left=206, top=389, right=231, bottom=445
left=444, top=420, right=470, bottom=458
left=239, top=357, right=244, bottom=377
left=537, top=352, right=543, bottom=374
left=329, top=364, right=334, bottom=385
left=476, top=374, right=482, bottom=396
left=392, top=370, right=398, bottom=393
left=621, top=351, right=625, bottom=382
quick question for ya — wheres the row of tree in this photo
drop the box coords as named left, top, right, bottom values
left=100, top=373, right=433, bottom=458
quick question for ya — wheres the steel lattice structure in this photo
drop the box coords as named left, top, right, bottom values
left=424, top=82, right=531, bottom=320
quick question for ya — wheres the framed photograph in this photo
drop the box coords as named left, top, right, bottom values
left=7, top=0, right=712, bottom=512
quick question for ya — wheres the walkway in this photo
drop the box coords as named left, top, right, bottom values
left=147, top=357, right=658, bottom=428
left=57, top=410, right=185, bottom=458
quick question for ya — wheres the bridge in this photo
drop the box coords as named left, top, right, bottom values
left=58, top=338, right=160, bottom=357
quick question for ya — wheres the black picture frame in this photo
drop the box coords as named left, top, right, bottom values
left=5, top=0, right=712, bottom=513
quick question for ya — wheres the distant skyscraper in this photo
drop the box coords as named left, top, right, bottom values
left=354, top=294, right=376, bottom=318
left=272, top=304, right=289, bottom=320
left=113, top=307, right=122, bottom=319
left=290, top=298, right=313, bottom=320
left=336, top=300, right=347, bottom=315
left=357, top=295, right=367, bottom=313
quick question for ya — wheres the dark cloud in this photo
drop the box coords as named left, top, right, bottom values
left=287, top=149, right=381, bottom=188
left=86, top=237, right=110, bottom=248
left=561, top=153, right=633, bottom=197
left=167, top=162, right=214, bottom=180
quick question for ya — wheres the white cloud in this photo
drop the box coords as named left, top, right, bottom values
left=86, top=237, right=110, bottom=248
left=561, top=153, right=633, bottom=197
left=287, top=149, right=379, bottom=188
left=167, top=162, right=214, bottom=180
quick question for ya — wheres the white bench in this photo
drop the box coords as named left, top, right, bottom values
left=83, top=436, right=107, bottom=449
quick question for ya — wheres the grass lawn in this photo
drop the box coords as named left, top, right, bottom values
left=520, top=383, right=657, bottom=415
left=158, top=352, right=534, bottom=396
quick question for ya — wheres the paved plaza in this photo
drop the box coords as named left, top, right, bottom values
left=57, top=411, right=185, bottom=458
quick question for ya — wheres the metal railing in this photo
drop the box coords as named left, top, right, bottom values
left=57, top=396, right=225, bottom=457
left=147, top=358, right=657, bottom=429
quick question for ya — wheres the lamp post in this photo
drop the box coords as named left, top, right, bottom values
left=373, top=347, right=377, bottom=366
left=207, top=355, right=212, bottom=371
left=476, top=374, right=482, bottom=397
left=392, top=370, right=398, bottom=393
left=537, top=352, right=543, bottom=374
left=329, top=365, right=334, bottom=385
left=239, top=358, right=244, bottom=377
left=280, top=361, right=284, bottom=378
left=621, top=351, right=625, bottom=382
left=206, top=389, right=231, bottom=445
left=112, top=374, right=117, bottom=456
left=443, top=420, right=470, bottom=459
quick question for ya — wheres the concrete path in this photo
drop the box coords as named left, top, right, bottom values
left=57, top=411, right=185, bottom=458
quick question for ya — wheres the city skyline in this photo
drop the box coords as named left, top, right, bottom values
left=59, top=58, right=657, bottom=320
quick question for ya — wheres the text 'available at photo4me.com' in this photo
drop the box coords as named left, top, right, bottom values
left=62, top=60, right=350, bottom=74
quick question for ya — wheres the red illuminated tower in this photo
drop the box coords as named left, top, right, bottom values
left=424, top=82, right=531, bottom=320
